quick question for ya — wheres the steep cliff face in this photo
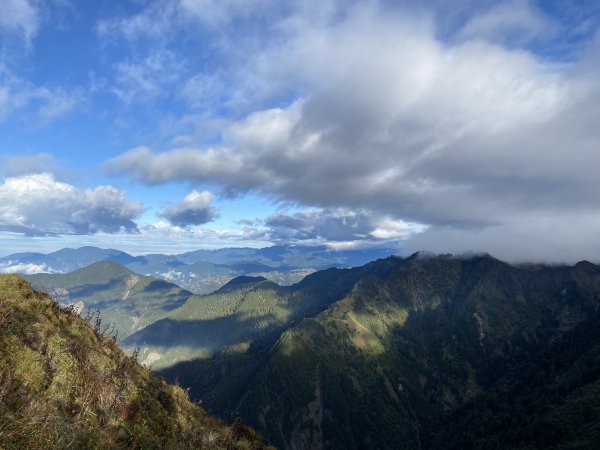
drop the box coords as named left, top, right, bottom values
left=0, top=274, right=269, bottom=450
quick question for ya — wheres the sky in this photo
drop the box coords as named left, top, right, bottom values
left=1, top=0, right=600, bottom=262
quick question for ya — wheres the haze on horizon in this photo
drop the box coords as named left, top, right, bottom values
left=1, top=0, right=600, bottom=263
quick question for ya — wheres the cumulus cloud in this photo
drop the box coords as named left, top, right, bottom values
left=0, top=173, right=143, bottom=235
left=265, top=209, right=425, bottom=245
left=108, top=5, right=581, bottom=220
left=159, top=190, right=219, bottom=227
left=105, top=1, right=600, bottom=261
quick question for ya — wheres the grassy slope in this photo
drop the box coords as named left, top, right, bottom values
left=26, top=261, right=192, bottom=339
left=0, top=274, right=269, bottom=450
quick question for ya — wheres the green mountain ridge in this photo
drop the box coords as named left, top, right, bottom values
left=124, top=258, right=399, bottom=369
left=0, top=274, right=269, bottom=449
left=152, top=254, right=600, bottom=449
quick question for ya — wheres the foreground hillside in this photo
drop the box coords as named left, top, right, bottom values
left=155, top=254, right=600, bottom=449
left=0, top=275, right=268, bottom=449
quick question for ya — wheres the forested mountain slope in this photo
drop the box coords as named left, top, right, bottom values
left=125, top=259, right=399, bottom=369
left=156, top=254, right=600, bottom=449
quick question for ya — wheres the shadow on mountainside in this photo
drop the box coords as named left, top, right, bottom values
left=123, top=312, right=280, bottom=350
left=154, top=255, right=600, bottom=450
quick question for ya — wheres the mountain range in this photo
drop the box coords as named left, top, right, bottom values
left=1, top=245, right=396, bottom=294
left=154, top=253, right=600, bottom=449
left=5, top=250, right=600, bottom=449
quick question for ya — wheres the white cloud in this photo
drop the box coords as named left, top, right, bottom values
left=111, top=50, right=185, bottom=104
left=265, top=208, right=425, bottom=245
left=95, top=0, right=347, bottom=113
left=104, top=1, right=600, bottom=261
left=180, top=73, right=223, bottom=108
left=36, top=87, right=81, bottom=121
left=0, top=262, right=57, bottom=274
left=97, top=0, right=278, bottom=40
left=0, top=0, right=39, bottom=42
left=0, top=67, right=81, bottom=122
left=159, top=190, right=219, bottom=227
left=370, top=218, right=428, bottom=240
left=0, top=173, right=143, bottom=235
left=457, top=0, right=557, bottom=44
left=108, top=5, right=574, bottom=225
left=96, top=2, right=177, bottom=42
left=129, top=221, right=271, bottom=251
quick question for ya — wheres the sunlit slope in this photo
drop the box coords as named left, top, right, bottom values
left=125, top=260, right=399, bottom=369
left=0, top=274, right=269, bottom=449
left=160, top=254, right=600, bottom=449
left=26, top=261, right=192, bottom=338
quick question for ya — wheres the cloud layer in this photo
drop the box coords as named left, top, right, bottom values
left=0, top=173, right=143, bottom=235
left=106, top=2, right=600, bottom=260
left=1, top=1, right=599, bottom=261
left=265, top=209, right=425, bottom=246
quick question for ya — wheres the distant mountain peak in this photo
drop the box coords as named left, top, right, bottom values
left=219, top=275, right=268, bottom=290
left=575, top=260, right=600, bottom=273
left=74, top=260, right=134, bottom=276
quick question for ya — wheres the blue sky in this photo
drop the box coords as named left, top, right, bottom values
left=1, top=0, right=600, bottom=261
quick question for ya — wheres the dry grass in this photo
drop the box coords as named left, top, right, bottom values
left=0, top=274, right=271, bottom=450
